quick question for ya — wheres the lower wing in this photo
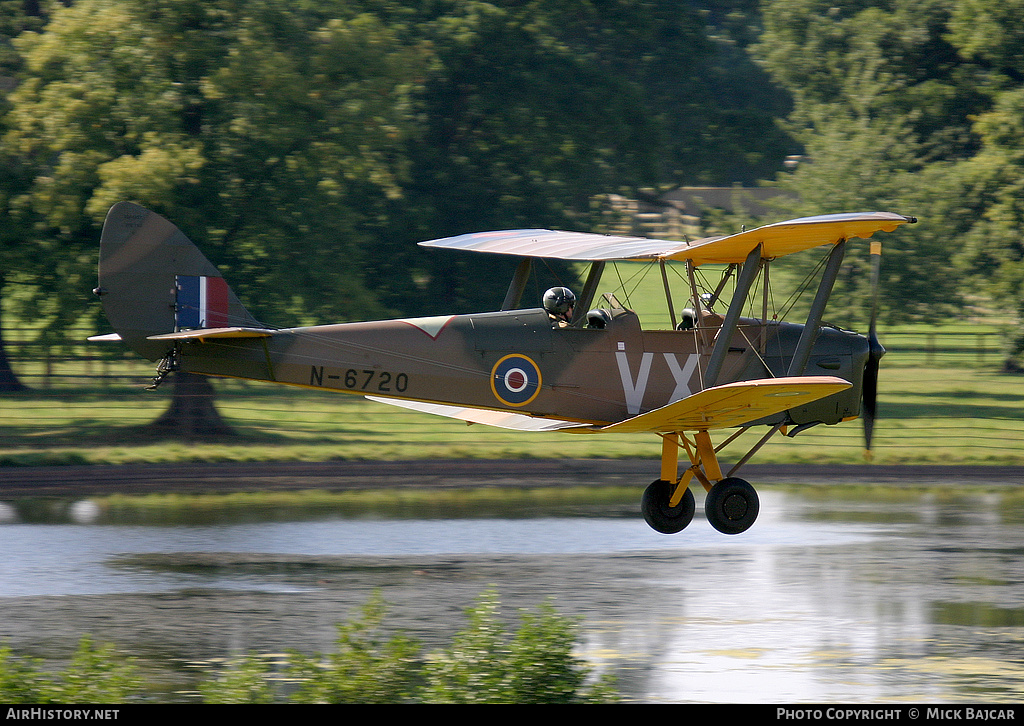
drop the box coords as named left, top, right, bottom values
left=368, top=376, right=850, bottom=434
left=598, top=376, right=851, bottom=433
left=365, top=397, right=590, bottom=432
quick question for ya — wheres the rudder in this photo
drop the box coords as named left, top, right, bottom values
left=94, top=202, right=260, bottom=361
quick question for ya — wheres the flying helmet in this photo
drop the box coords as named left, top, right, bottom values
left=543, top=287, right=576, bottom=319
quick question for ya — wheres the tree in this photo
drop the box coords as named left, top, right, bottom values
left=4, top=0, right=422, bottom=330
left=756, top=0, right=988, bottom=162
left=752, top=0, right=987, bottom=326
left=1, top=0, right=819, bottom=403
left=2, top=0, right=422, bottom=430
left=944, top=0, right=1024, bottom=366
left=0, top=0, right=58, bottom=391
left=363, top=0, right=799, bottom=316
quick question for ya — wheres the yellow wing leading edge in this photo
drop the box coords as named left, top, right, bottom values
left=599, top=376, right=852, bottom=433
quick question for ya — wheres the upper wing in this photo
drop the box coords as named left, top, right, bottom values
left=663, top=212, right=915, bottom=265
left=419, top=212, right=915, bottom=265
left=598, top=376, right=852, bottom=433
left=419, top=228, right=670, bottom=261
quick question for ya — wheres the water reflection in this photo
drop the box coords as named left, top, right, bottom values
left=0, top=490, right=884, bottom=597
left=0, top=484, right=1022, bottom=703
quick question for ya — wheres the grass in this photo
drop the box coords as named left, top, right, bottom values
left=0, top=330, right=1022, bottom=468
left=81, top=485, right=646, bottom=524
left=1, top=258, right=1021, bottom=468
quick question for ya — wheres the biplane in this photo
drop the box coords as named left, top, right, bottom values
left=91, top=202, right=915, bottom=535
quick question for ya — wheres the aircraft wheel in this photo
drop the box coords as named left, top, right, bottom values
left=704, top=477, right=759, bottom=535
left=641, top=479, right=695, bottom=534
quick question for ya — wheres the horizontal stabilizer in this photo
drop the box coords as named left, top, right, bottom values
left=146, top=327, right=275, bottom=342
left=365, top=396, right=589, bottom=432
left=600, top=376, right=852, bottom=433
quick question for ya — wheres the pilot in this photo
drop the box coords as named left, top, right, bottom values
left=543, top=286, right=576, bottom=327
left=677, top=308, right=698, bottom=330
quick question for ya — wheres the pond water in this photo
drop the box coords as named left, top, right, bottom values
left=0, top=484, right=1022, bottom=703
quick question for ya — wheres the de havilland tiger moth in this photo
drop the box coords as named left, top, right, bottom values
left=90, top=201, right=915, bottom=535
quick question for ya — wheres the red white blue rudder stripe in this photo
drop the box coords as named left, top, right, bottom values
left=176, top=275, right=230, bottom=329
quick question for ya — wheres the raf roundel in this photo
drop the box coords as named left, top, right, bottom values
left=490, top=354, right=542, bottom=407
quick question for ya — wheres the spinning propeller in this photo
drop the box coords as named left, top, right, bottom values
left=862, top=240, right=884, bottom=457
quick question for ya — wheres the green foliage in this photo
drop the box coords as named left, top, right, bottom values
left=947, top=0, right=1024, bottom=77
left=949, top=57, right=1024, bottom=365
left=419, top=590, right=510, bottom=702
left=199, top=589, right=616, bottom=704
left=285, top=591, right=421, bottom=703
left=197, top=656, right=276, bottom=705
left=756, top=0, right=987, bottom=158
left=4, top=0, right=423, bottom=328
left=752, top=0, right=1024, bottom=351
left=0, top=645, right=50, bottom=703
left=420, top=589, right=617, bottom=704
left=3, top=0, right=1024, bottom=357
left=0, top=0, right=797, bottom=337
left=0, top=591, right=617, bottom=703
left=53, top=637, right=144, bottom=704
left=0, top=637, right=142, bottom=704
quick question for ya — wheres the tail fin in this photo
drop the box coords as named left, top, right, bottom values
left=94, top=202, right=261, bottom=361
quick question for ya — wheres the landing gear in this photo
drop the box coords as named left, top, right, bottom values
left=146, top=346, right=181, bottom=390
left=642, top=479, right=695, bottom=534
left=645, top=430, right=763, bottom=535
left=704, top=477, right=759, bottom=535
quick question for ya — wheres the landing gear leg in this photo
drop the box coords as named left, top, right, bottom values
left=146, top=346, right=180, bottom=390
left=693, top=430, right=759, bottom=534
left=644, top=430, right=761, bottom=535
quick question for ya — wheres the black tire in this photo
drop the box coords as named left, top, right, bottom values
left=641, top=479, right=695, bottom=534
left=704, top=477, right=759, bottom=535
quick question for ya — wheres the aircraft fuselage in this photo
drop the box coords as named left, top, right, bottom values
left=177, top=305, right=868, bottom=429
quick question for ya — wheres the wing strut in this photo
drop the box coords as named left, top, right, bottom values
left=501, top=258, right=533, bottom=310
left=704, top=244, right=762, bottom=388
left=787, top=239, right=846, bottom=375
left=660, top=260, right=677, bottom=329
left=573, top=261, right=606, bottom=325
